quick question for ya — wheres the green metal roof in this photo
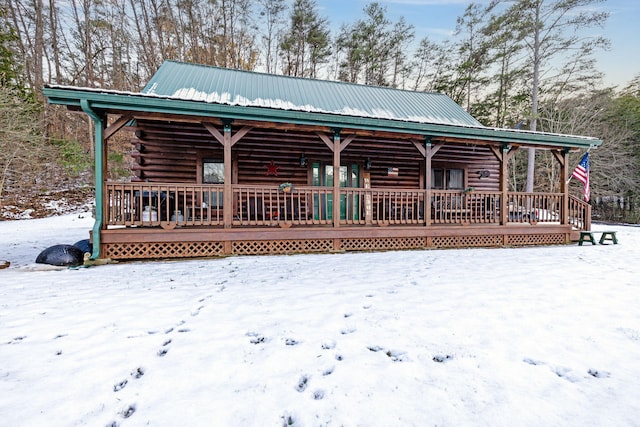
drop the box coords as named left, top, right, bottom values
left=43, top=60, right=602, bottom=150
left=142, top=61, right=483, bottom=128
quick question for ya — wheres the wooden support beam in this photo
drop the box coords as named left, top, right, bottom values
left=489, top=145, right=502, bottom=161
left=317, top=132, right=335, bottom=152
left=340, top=134, right=356, bottom=151
left=202, top=122, right=224, bottom=145
left=105, top=113, right=133, bottom=141
left=411, top=139, right=426, bottom=157
left=551, top=149, right=565, bottom=166
left=429, top=141, right=444, bottom=158
left=231, top=126, right=253, bottom=147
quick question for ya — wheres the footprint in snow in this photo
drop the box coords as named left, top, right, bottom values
left=386, top=350, right=408, bottom=362
left=113, top=379, right=128, bottom=392
left=296, top=375, right=309, bottom=392
left=121, top=404, right=136, bottom=419
left=312, top=389, right=325, bottom=400
left=432, top=354, right=454, bottom=363
left=321, top=340, right=336, bottom=350
left=523, top=358, right=543, bottom=366
left=370, top=346, right=408, bottom=362
left=281, top=413, right=297, bottom=426
left=588, top=369, right=611, bottom=378
left=113, top=367, right=145, bottom=393
left=7, top=336, right=27, bottom=345
left=246, top=331, right=266, bottom=344
left=131, top=367, right=145, bottom=379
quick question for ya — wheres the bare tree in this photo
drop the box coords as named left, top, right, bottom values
left=258, top=0, right=287, bottom=73
left=490, top=0, right=610, bottom=192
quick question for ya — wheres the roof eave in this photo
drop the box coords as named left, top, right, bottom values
left=43, top=87, right=602, bottom=150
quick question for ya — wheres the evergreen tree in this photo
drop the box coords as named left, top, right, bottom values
left=335, top=2, right=414, bottom=87
left=280, top=0, right=331, bottom=78
left=0, top=5, right=22, bottom=90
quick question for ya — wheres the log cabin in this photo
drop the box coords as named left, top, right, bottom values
left=43, top=61, right=600, bottom=260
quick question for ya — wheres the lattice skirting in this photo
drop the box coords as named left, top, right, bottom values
left=102, top=233, right=568, bottom=259
left=103, top=241, right=225, bottom=259
left=506, top=233, right=566, bottom=246
left=341, top=237, right=425, bottom=251
left=232, top=239, right=334, bottom=255
left=430, top=235, right=503, bottom=248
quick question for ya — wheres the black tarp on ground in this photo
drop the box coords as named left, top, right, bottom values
left=36, top=244, right=85, bottom=267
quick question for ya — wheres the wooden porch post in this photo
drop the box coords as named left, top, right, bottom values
left=555, top=148, right=570, bottom=225
left=332, top=129, right=341, bottom=229
left=425, top=137, right=432, bottom=226
left=500, top=144, right=510, bottom=226
left=560, top=148, right=569, bottom=224
left=80, top=100, right=105, bottom=260
left=223, top=121, right=233, bottom=229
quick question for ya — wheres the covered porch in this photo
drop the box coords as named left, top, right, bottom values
left=99, top=182, right=590, bottom=259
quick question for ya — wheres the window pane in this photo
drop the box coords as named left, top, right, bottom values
left=447, top=169, right=464, bottom=189
left=339, top=166, right=348, bottom=187
left=203, top=161, right=224, bottom=183
left=431, top=169, right=444, bottom=189
left=325, top=165, right=334, bottom=186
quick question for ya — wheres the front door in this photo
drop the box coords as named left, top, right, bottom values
left=312, top=163, right=360, bottom=220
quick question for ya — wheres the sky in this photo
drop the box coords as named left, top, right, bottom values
left=1, top=211, right=640, bottom=426
left=315, top=0, right=640, bottom=89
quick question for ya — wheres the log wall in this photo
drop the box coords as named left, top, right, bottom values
left=129, top=119, right=500, bottom=191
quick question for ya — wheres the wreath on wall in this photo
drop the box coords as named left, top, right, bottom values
left=279, top=182, right=294, bottom=193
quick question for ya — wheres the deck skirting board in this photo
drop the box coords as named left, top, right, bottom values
left=99, top=226, right=571, bottom=259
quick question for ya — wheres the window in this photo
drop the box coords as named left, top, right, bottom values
left=202, top=160, right=224, bottom=207
left=203, top=160, right=224, bottom=184
left=431, top=168, right=464, bottom=190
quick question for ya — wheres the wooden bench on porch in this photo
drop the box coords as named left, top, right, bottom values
left=578, top=230, right=618, bottom=245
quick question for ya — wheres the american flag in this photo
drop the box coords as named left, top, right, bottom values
left=572, top=152, right=590, bottom=202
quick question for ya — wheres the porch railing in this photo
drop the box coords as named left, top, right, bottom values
left=431, top=190, right=501, bottom=225
left=105, top=182, right=224, bottom=227
left=104, top=182, right=580, bottom=229
left=233, top=185, right=331, bottom=226
left=506, top=192, right=563, bottom=224
left=568, top=195, right=591, bottom=230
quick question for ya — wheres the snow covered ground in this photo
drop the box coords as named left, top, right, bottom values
left=1, top=213, right=639, bottom=427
